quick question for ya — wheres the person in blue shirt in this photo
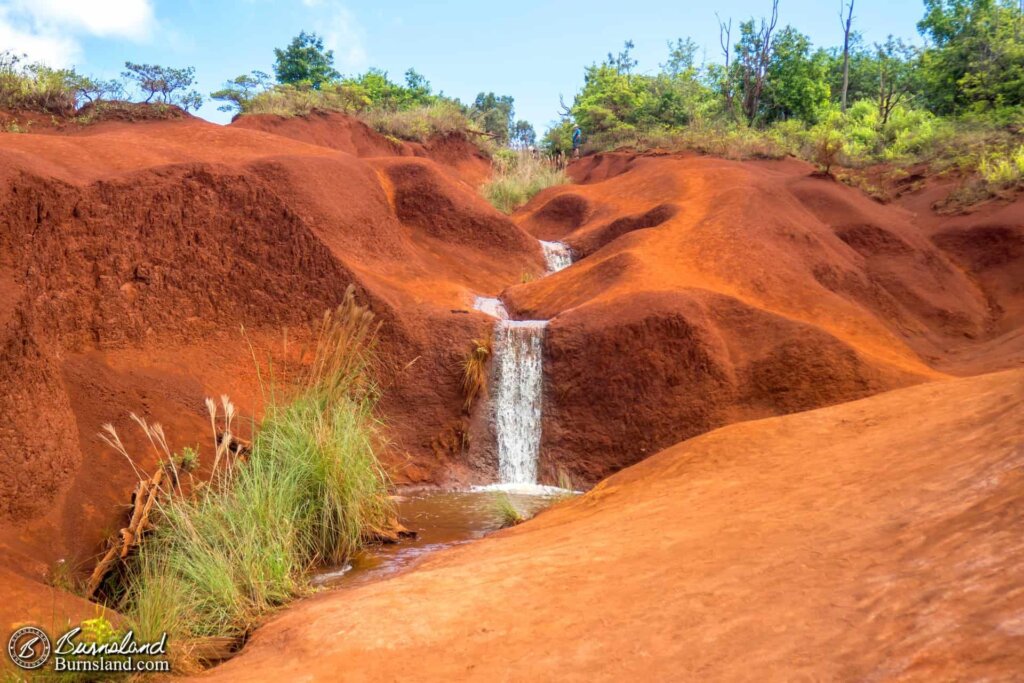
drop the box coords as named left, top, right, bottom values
left=571, top=125, right=583, bottom=158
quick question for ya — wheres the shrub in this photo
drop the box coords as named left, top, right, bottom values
left=482, top=149, right=567, bottom=213
left=244, top=81, right=368, bottom=117
left=810, top=126, right=844, bottom=175
left=0, top=51, right=78, bottom=116
left=361, top=100, right=472, bottom=142
left=979, top=145, right=1024, bottom=187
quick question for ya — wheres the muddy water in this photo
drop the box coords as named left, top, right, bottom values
left=312, top=489, right=567, bottom=588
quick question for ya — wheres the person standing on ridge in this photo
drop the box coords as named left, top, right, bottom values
left=571, top=124, right=583, bottom=159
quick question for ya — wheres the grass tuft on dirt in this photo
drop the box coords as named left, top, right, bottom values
left=114, top=286, right=394, bottom=667
left=460, top=334, right=492, bottom=412
left=483, top=149, right=567, bottom=213
left=493, top=493, right=527, bottom=528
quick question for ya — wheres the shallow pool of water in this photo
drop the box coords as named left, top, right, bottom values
left=312, top=489, right=568, bottom=588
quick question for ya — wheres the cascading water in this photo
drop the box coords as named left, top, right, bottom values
left=540, top=241, right=573, bottom=273
left=471, top=239, right=575, bottom=487
left=473, top=296, right=509, bottom=319
left=492, top=320, right=547, bottom=485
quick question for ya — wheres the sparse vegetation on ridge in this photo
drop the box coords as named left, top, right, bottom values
left=545, top=0, right=1023, bottom=203
left=0, top=49, right=204, bottom=127
left=483, top=149, right=567, bottom=213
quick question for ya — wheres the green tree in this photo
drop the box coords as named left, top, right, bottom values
left=70, top=74, right=125, bottom=104
left=403, top=68, right=433, bottom=103
left=763, top=27, right=831, bottom=123
left=733, top=0, right=781, bottom=125
left=344, top=68, right=437, bottom=110
left=210, top=71, right=271, bottom=113
left=273, top=31, right=340, bottom=89
left=542, top=119, right=576, bottom=155
left=825, top=33, right=882, bottom=107
left=122, top=62, right=203, bottom=110
left=875, top=37, right=918, bottom=124
left=917, top=0, right=1024, bottom=114
left=511, top=120, right=536, bottom=148
left=471, top=92, right=515, bottom=143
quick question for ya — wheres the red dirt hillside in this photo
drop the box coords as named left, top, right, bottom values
left=203, top=367, right=1024, bottom=682
left=0, top=114, right=541, bottom=605
left=230, top=110, right=492, bottom=186
left=499, top=152, right=1024, bottom=483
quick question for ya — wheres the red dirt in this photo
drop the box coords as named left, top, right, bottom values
left=502, top=152, right=1023, bottom=482
left=0, top=114, right=540, bottom=618
left=1, top=125, right=1022, bottom=678
left=231, top=110, right=492, bottom=186
left=203, top=368, right=1024, bottom=682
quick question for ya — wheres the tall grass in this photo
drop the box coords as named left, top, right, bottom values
left=483, top=149, right=567, bottom=213
left=112, top=287, right=394, bottom=667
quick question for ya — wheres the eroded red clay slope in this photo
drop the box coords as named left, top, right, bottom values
left=0, top=115, right=541, bottom=597
left=204, top=368, right=1024, bottom=682
left=501, top=152, right=1023, bottom=482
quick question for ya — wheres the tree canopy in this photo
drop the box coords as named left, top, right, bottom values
left=273, top=31, right=340, bottom=89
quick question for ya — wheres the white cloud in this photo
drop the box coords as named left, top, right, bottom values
left=0, top=7, right=79, bottom=65
left=0, top=0, right=155, bottom=66
left=321, top=5, right=367, bottom=71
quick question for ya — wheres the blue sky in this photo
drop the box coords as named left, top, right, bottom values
left=0, top=0, right=927, bottom=132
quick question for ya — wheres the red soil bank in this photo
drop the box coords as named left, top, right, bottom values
left=203, top=368, right=1024, bottom=682
left=0, top=115, right=541, bottom=617
left=1, top=119, right=1021, bottom=641
left=231, top=111, right=492, bottom=186
left=504, top=152, right=1024, bottom=482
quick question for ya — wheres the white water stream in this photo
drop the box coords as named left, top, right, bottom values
left=540, top=240, right=573, bottom=273
left=491, top=320, right=547, bottom=484
left=471, top=241, right=574, bottom=485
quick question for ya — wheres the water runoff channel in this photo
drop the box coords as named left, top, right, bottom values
left=315, top=240, right=576, bottom=589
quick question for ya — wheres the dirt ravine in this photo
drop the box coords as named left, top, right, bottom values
left=202, top=369, right=1024, bottom=682
left=1, top=111, right=1022, bottom=677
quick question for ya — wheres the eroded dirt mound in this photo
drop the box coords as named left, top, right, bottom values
left=203, top=368, right=1024, bottom=682
left=501, top=152, right=1023, bottom=481
left=540, top=289, right=922, bottom=481
left=231, top=111, right=491, bottom=185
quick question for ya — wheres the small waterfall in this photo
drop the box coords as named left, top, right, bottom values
left=473, top=296, right=509, bottom=319
left=470, top=239, right=574, bottom=488
left=540, top=241, right=573, bottom=273
left=492, top=320, right=547, bottom=485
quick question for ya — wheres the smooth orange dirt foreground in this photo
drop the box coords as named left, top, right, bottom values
left=203, top=368, right=1024, bottom=682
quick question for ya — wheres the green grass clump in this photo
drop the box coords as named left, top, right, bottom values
left=493, top=493, right=527, bottom=528
left=483, top=149, right=567, bottom=213
left=113, top=287, right=394, bottom=666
